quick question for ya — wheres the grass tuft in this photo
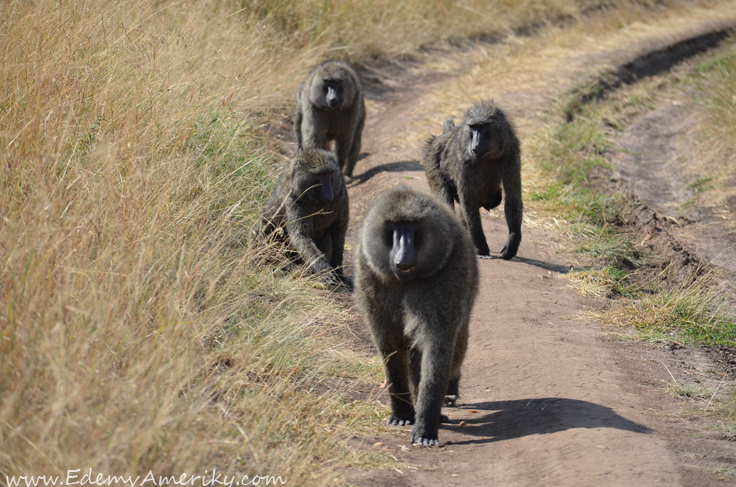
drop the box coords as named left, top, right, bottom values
left=664, top=383, right=713, bottom=400
left=567, top=266, right=639, bottom=298
left=610, top=270, right=736, bottom=346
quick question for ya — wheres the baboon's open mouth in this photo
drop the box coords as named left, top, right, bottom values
left=394, top=266, right=417, bottom=281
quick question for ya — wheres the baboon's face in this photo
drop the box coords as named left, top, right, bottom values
left=362, top=190, right=455, bottom=282
left=383, top=220, right=421, bottom=282
left=311, top=76, right=356, bottom=109
left=298, top=170, right=337, bottom=205
left=463, top=122, right=502, bottom=160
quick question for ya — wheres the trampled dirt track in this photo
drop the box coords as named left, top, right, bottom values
left=333, top=6, right=736, bottom=486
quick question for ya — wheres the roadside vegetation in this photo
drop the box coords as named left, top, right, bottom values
left=527, top=39, right=736, bottom=348
left=691, top=39, right=736, bottom=215
left=0, top=0, right=730, bottom=482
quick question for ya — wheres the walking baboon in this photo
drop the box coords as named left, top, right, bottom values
left=256, top=149, right=349, bottom=286
left=423, top=100, right=523, bottom=260
left=354, top=187, right=479, bottom=446
left=295, top=60, right=365, bottom=180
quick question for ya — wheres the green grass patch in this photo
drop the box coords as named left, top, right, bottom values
left=572, top=228, right=642, bottom=267
left=611, top=270, right=736, bottom=346
left=542, top=115, right=611, bottom=186
left=530, top=98, right=635, bottom=255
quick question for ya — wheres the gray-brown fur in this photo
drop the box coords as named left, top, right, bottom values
left=423, top=100, right=523, bottom=259
left=295, top=60, right=365, bottom=180
left=354, top=187, right=479, bottom=446
left=257, top=149, right=349, bottom=286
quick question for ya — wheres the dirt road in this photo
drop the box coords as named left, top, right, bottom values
left=343, top=5, right=736, bottom=486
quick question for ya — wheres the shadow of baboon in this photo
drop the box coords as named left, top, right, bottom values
left=480, top=255, right=572, bottom=274
left=444, top=398, right=651, bottom=445
left=348, top=160, right=424, bottom=187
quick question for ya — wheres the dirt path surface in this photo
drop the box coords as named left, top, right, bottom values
left=612, top=99, right=736, bottom=280
left=340, top=7, right=736, bottom=486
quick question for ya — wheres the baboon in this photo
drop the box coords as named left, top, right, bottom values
left=295, top=60, right=365, bottom=180
left=423, top=100, right=523, bottom=260
left=256, top=149, right=349, bottom=286
left=354, top=187, right=479, bottom=446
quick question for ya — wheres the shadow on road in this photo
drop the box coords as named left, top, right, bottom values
left=349, top=160, right=424, bottom=187
left=480, top=255, right=572, bottom=274
left=444, top=398, right=651, bottom=445
left=511, top=255, right=573, bottom=273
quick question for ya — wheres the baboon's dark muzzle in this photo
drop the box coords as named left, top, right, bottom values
left=391, top=227, right=418, bottom=281
left=326, top=88, right=340, bottom=107
left=314, top=174, right=334, bottom=203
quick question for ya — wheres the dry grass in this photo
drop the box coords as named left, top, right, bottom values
left=687, top=39, right=736, bottom=221
left=2, top=0, right=733, bottom=482
left=566, top=267, right=637, bottom=297
left=697, top=40, right=736, bottom=150
left=0, top=0, right=379, bottom=480
left=605, top=268, right=736, bottom=346
left=0, top=0, right=609, bottom=480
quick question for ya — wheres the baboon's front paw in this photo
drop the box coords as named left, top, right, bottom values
left=314, top=270, right=339, bottom=288
left=411, top=425, right=439, bottom=446
left=500, top=234, right=520, bottom=260
left=387, top=413, right=415, bottom=426
left=412, top=436, right=440, bottom=447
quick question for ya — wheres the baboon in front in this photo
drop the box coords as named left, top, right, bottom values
left=423, top=100, right=523, bottom=260
left=354, top=187, right=479, bottom=446
left=256, top=149, right=349, bottom=286
left=295, top=60, right=365, bottom=180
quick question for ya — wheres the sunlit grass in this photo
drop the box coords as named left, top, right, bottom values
left=0, top=1, right=382, bottom=479
left=695, top=41, right=736, bottom=151
left=687, top=39, right=736, bottom=217
left=610, top=270, right=736, bottom=346
left=2, top=0, right=733, bottom=480
left=567, top=266, right=639, bottom=297
left=524, top=37, right=736, bottom=347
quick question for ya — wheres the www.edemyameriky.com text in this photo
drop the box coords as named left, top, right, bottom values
left=5, top=469, right=287, bottom=487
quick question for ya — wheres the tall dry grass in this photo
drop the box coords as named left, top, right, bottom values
left=690, top=39, right=736, bottom=219
left=696, top=40, right=736, bottom=154
left=0, top=0, right=372, bottom=480
left=0, top=0, right=707, bottom=482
